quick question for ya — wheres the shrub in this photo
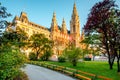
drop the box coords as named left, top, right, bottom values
left=13, top=71, right=29, bottom=80
left=84, top=57, right=91, bottom=61
left=40, top=51, right=52, bottom=61
left=58, top=56, right=66, bottom=62
left=65, top=48, right=82, bottom=66
left=0, top=50, right=27, bottom=80
left=29, top=52, right=37, bottom=61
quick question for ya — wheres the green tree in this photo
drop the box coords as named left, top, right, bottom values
left=29, top=34, right=45, bottom=60
left=81, top=34, right=101, bottom=61
left=0, top=30, right=28, bottom=79
left=29, top=52, right=37, bottom=61
left=0, top=2, right=11, bottom=29
left=0, top=31, right=28, bottom=80
left=0, top=48, right=27, bottom=80
left=65, top=47, right=82, bottom=66
left=29, top=34, right=53, bottom=60
left=0, top=2, right=28, bottom=79
left=41, top=38, right=53, bottom=61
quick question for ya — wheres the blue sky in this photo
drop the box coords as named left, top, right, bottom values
left=1, top=0, right=120, bottom=31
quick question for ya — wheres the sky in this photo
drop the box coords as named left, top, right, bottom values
left=0, top=0, right=120, bottom=31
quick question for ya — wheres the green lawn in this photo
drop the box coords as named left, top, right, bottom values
left=44, top=61, right=120, bottom=80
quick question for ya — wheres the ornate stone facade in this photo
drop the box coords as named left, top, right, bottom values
left=7, top=3, right=85, bottom=56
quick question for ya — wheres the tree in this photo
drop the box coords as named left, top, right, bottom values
left=0, top=30, right=28, bottom=80
left=81, top=34, right=101, bottom=61
left=0, top=48, right=27, bottom=80
left=0, top=2, right=11, bottom=45
left=84, top=0, right=120, bottom=72
left=0, top=2, right=28, bottom=79
left=29, top=52, right=37, bottom=61
left=41, top=38, right=53, bottom=61
left=29, top=34, right=53, bottom=60
left=65, top=46, right=82, bottom=66
left=0, top=2, right=11, bottom=31
left=0, top=29, right=28, bottom=79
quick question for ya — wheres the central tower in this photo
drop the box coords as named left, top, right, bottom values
left=70, top=3, right=80, bottom=47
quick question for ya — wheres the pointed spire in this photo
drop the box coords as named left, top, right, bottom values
left=61, top=18, right=67, bottom=34
left=73, top=2, right=78, bottom=16
left=52, top=12, right=57, bottom=26
left=70, top=2, right=80, bottom=34
left=51, top=12, right=58, bottom=31
left=62, top=18, right=66, bottom=27
left=52, top=12, right=56, bottom=22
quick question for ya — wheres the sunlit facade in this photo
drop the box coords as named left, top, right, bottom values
left=7, top=3, right=85, bottom=57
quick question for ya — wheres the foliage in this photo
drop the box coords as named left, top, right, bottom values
left=13, top=71, right=29, bottom=80
left=84, top=0, right=120, bottom=71
left=0, top=32, right=28, bottom=80
left=0, top=29, right=28, bottom=48
left=29, top=52, right=37, bottom=61
left=65, top=47, right=82, bottom=66
left=41, top=50, right=53, bottom=61
left=0, top=2, right=28, bottom=80
left=29, top=33, right=53, bottom=60
left=0, top=2, right=11, bottom=29
left=58, top=56, right=66, bottom=62
left=84, top=57, right=91, bottom=61
left=81, top=34, right=101, bottom=61
left=0, top=47, right=27, bottom=80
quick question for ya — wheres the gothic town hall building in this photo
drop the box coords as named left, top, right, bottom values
left=7, top=3, right=85, bottom=56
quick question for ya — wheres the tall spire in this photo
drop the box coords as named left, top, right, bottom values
left=73, top=2, right=78, bottom=16
left=61, top=18, right=67, bottom=34
left=70, top=2, right=80, bottom=34
left=52, top=12, right=57, bottom=25
left=70, top=2, right=80, bottom=47
left=51, top=12, right=58, bottom=31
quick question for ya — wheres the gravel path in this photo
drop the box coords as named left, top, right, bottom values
left=22, top=64, right=76, bottom=80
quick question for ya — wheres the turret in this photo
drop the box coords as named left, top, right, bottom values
left=51, top=12, right=59, bottom=32
left=19, top=12, right=28, bottom=23
left=61, top=18, right=67, bottom=34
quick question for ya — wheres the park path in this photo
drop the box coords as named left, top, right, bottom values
left=22, top=64, right=76, bottom=80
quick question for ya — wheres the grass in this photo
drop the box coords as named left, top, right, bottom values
left=44, top=61, right=120, bottom=80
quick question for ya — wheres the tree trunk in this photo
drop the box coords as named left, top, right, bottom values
left=117, top=58, right=120, bottom=72
left=72, top=59, right=77, bottom=66
left=93, top=54, right=95, bottom=61
left=36, top=51, right=39, bottom=60
left=108, top=59, right=113, bottom=69
left=108, top=55, right=115, bottom=70
left=118, top=47, right=120, bottom=72
left=117, top=48, right=120, bottom=72
left=103, top=28, right=115, bottom=70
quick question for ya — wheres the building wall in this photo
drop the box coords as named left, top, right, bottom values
left=7, top=3, right=85, bottom=57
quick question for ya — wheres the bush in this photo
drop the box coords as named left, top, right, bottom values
left=0, top=50, right=27, bottom=80
left=65, top=48, right=82, bottom=66
left=40, top=51, right=52, bottom=61
left=13, top=71, right=29, bottom=80
left=84, top=57, right=91, bottom=61
left=29, top=52, right=37, bottom=61
left=58, top=56, right=66, bottom=62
